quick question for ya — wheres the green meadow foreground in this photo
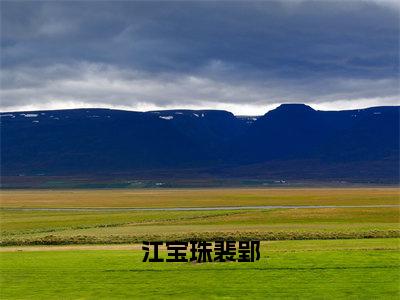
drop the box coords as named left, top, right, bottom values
left=0, top=188, right=399, bottom=298
left=1, top=239, right=399, bottom=299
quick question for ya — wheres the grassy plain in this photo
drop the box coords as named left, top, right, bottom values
left=1, top=239, right=399, bottom=299
left=1, top=188, right=399, bottom=245
left=1, top=187, right=399, bottom=208
left=1, top=187, right=399, bottom=299
left=1, top=207, right=399, bottom=245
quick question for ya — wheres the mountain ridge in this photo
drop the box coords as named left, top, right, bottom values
left=1, top=104, right=399, bottom=183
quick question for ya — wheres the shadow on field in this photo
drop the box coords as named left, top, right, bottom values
left=103, top=265, right=397, bottom=272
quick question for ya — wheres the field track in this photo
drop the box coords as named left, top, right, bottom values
left=0, top=244, right=143, bottom=252
left=2, top=204, right=400, bottom=211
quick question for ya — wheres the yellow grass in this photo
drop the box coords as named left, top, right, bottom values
left=1, top=187, right=399, bottom=208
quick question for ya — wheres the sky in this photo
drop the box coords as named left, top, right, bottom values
left=1, top=0, right=399, bottom=115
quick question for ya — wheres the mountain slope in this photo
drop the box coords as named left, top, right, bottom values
left=230, top=104, right=399, bottom=164
left=1, top=105, right=398, bottom=182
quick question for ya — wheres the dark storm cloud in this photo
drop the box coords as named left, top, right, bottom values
left=1, top=1, right=399, bottom=114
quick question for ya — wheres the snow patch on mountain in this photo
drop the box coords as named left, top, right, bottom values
left=159, top=116, right=174, bottom=120
left=21, top=113, right=38, bottom=117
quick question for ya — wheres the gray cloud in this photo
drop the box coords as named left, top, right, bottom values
left=1, top=0, right=399, bottom=114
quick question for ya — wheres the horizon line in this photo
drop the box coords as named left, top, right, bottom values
left=1, top=103, right=399, bottom=117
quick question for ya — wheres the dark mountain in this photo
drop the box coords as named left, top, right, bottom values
left=231, top=104, right=399, bottom=164
left=149, top=110, right=248, bottom=152
left=1, top=105, right=398, bottom=184
left=230, top=104, right=330, bottom=162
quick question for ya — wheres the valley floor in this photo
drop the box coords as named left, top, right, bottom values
left=1, top=187, right=399, bottom=298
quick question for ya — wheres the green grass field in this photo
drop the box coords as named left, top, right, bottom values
left=1, top=188, right=399, bottom=299
left=1, top=207, right=399, bottom=245
left=1, top=239, right=399, bottom=299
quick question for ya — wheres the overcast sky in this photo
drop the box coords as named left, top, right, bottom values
left=1, top=0, right=399, bottom=115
